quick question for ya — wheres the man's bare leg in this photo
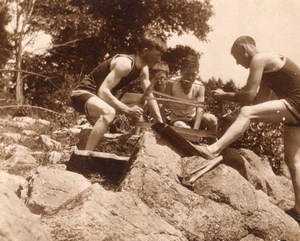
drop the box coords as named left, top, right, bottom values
left=173, top=120, right=191, bottom=129
left=85, top=96, right=116, bottom=151
left=202, top=113, right=218, bottom=132
left=284, top=126, right=300, bottom=213
left=207, top=100, right=297, bottom=156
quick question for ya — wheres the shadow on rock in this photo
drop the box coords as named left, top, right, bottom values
left=66, top=152, right=127, bottom=187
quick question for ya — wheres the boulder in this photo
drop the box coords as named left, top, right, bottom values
left=2, top=132, right=22, bottom=142
left=223, top=148, right=268, bottom=191
left=47, top=151, right=62, bottom=164
left=222, top=148, right=294, bottom=210
left=0, top=144, right=38, bottom=178
left=0, top=183, right=51, bottom=241
left=120, top=131, right=300, bottom=241
left=240, top=148, right=294, bottom=209
left=26, top=168, right=91, bottom=214
left=42, top=184, right=187, bottom=241
left=120, top=132, right=246, bottom=240
left=12, top=116, right=38, bottom=126
left=0, top=170, right=28, bottom=199
left=193, top=164, right=300, bottom=241
left=39, top=135, right=62, bottom=150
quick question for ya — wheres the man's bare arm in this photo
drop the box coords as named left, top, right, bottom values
left=98, top=57, right=143, bottom=117
left=212, top=53, right=268, bottom=103
left=193, top=85, right=205, bottom=129
left=140, top=67, right=163, bottom=123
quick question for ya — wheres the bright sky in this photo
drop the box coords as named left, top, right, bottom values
left=168, top=0, right=300, bottom=87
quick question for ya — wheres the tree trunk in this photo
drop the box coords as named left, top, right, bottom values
left=15, top=39, right=24, bottom=105
left=15, top=0, right=24, bottom=105
left=14, top=0, right=36, bottom=105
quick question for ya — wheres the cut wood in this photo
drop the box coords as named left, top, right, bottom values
left=188, top=155, right=223, bottom=183
left=151, top=123, right=206, bottom=156
left=136, top=122, right=218, bottom=142
left=74, top=149, right=129, bottom=161
left=179, top=155, right=223, bottom=188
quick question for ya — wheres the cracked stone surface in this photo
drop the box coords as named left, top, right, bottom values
left=26, top=167, right=91, bottom=214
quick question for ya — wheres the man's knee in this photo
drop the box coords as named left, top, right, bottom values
left=173, top=121, right=190, bottom=128
left=102, top=106, right=116, bottom=123
left=203, top=114, right=218, bottom=128
left=285, top=158, right=300, bottom=172
left=90, top=105, right=116, bottom=124
left=210, top=115, right=218, bottom=127
left=239, top=106, right=253, bottom=119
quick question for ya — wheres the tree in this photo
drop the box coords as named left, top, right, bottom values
left=21, top=0, right=214, bottom=110
left=30, top=0, right=213, bottom=72
left=163, top=45, right=202, bottom=75
left=0, top=1, right=13, bottom=68
left=3, top=0, right=36, bottom=105
left=0, top=1, right=13, bottom=94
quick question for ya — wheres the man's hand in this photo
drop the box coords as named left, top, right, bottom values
left=211, top=89, right=227, bottom=100
left=128, top=105, right=144, bottom=119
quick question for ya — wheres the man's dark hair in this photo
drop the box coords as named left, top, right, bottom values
left=180, top=55, right=199, bottom=71
left=231, top=36, right=256, bottom=54
left=152, top=61, right=169, bottom=74
left=149, top=61, right=169, bottom=80
left=136, top=31, right=167, bottom=52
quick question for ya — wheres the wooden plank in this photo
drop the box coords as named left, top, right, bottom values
left=151, top=123, right=206, bottom=157
left=67, top=149, right=128, bottom=184
left=136, top=122, right=218, bottom=141
left=170, top=126, right=217, bottom=138
left=74, top=149, right=129, bottom=161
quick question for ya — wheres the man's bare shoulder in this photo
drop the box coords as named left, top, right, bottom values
left=252, top=51, right=282, bottom=63
left=193, top=80, right=205, bottom=90
left=251, top=51, right=283, bottom=70
left=111, top=56, right=133, bottom=74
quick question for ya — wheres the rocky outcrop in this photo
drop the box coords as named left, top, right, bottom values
left=223, top=148, right=294, bottom=210
left=26, top=168, right=91, bottom=214
left=0, top=170, right=28, bottom=199
left=0, top=144, right=38, bottom=178
left=42, top=184, right=187, bottom=241
left=120, top=131, right=300, bottom=241
left=0, top=183, right=51, bottom=241
left=0, top=115, right=299, bottom=241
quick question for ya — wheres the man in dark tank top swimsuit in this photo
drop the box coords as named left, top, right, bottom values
left=71, top=32, right=166, bottom=151
left=196, top=36, right=300, bottom=224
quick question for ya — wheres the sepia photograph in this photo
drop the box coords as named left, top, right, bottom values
left=0, top=0, right=300, bottom=240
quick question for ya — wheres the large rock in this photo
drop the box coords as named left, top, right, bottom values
left=120, top=131, right=300, bottom=241
left=42, top=184, right=187, bottom=241
left=0, top=183, right=51, bottom=241
left=239, top=148, right=294, bottom=207
left=26, top=168, right=91, bottom=214
left=120, top=132, right=245, bottom=240
left=193, top=164, right=300, bottom=241
left=39, top=135, right=62, bottom=151
left=0, top=170, right=28, bottom=199
left=222, top=148, right=268, bottom=191
left=0, top=144, right=38, bottom=178
left=223, top=148, right=294, bottom=209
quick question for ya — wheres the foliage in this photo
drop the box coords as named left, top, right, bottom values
left=17, top=0, right=213, bottom=110
left=0, top=2, right=13, bottom=67
left=205, top=77, right=239, bottom=117
left=204, top=77, right=284, bottom=174
left=232, top=122, right=284, bottom=175
left=2, top=0, right=37, bottom=104
left=163, top=45, right=202, bottom=75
